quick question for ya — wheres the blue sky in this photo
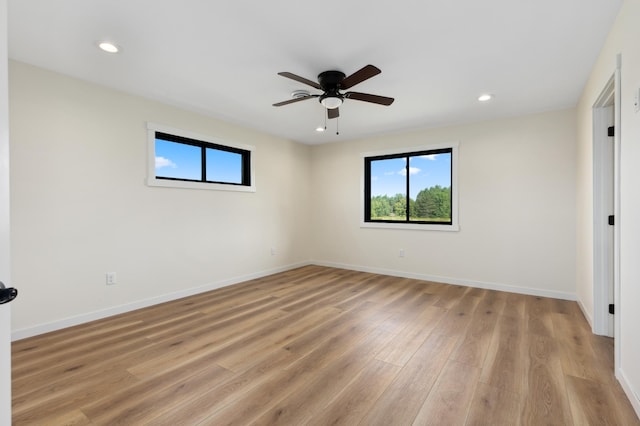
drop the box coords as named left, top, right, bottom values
left=155, top=139, right=242, bottom=183
left=370, top=153, right=451, bottom=199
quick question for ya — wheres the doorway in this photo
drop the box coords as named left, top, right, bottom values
left=592, top=59, right=620, bottom=345
left=593, top=100, right=614, bottom=337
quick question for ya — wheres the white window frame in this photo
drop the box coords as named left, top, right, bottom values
left=146, top=122, right=256, bottom=192
left=360, top=142, right=459, bottom=231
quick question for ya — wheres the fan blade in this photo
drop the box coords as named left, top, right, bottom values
left=328, top=107, right=339, bottom=119
left=340, top=65, right=381, bottom=89
left=345, top=91, right=394, bottom=106
left=273, top=95, right=316, bottom=107
left=277, top=72, right=322, bottom=90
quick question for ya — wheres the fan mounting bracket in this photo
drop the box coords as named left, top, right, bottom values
left=291, top=90, right=310, bottom=98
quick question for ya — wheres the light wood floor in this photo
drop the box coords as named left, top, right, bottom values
left=12, top=265, right=640, bottom=425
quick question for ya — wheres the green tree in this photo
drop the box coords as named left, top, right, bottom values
left=392, top=193, right=406, bottom=217
left=371, top=195, right=392, bottom=218
left=414, top=186, right=451, bottom=220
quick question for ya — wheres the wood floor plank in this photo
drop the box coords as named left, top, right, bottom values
left=12, top=332, right=154, bottom=398
left=475, top=287, right=507, bottom=316
left=126, top=308, right=288, bottom=380
left=520, top=334, right=573, bottom=425
left=306, top=359, right=401, bottom=426
left=214, top=306, right=343, bottom=372
left=12, top=369, right=139, bottom=424
left=502, top=292, right=527, bottom=319
left=37, top=410, right=91, bottom=426
left=81, top=358, right=233, bottom=425
left=479, top=313, right=527, bottom=393
left=524, top=295, right=555, bottom=337
left=432, top=283, right=469, bottom=309
left=203, top=327, right=395, bottom=426
left=466, top=382, right=521, bottom=426
left=12, top=319, right=143, bottom=365
left=431, top=292, right=481, bottom=339
left=376, top=292, right=437, bottom=335
left=566, top=374, right=640, bottom=425
left=332, top=275, right=397, bottom=311
left=552, top=310, right=617, bottom=386
left=412, top=359, right=481, bottom=425
left=147, top=348, right=300, bottom=426
left=375, top=304, right=446, bottom=366
left=13, top=310, right=206, bottom=380
left=450, top=299, right=500, bottom=367
left=359, top=333, right=460, bottom=426
left=249, top=328, right=396, bottom=426
left=280, top=300, right=387, bottom=360
left=11, top=265, right=639, bottom=425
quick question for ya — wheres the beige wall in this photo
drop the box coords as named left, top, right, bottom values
left=576, top=0, right=640, bottom=414
left=9, top=61, right=312, bottom=337
left=310, top=109, right=577, bottom=298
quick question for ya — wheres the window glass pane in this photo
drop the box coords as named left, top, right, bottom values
left=155, top=139, right=201, bottom=180
left=370, top=157, right=407, bottom=221
left=206, top=148, right=242, bottom=184
left=409, top=152, right=451, bottom=222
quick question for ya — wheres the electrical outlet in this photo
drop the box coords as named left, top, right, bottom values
left=271, top=247, right=277, bottom=256
left=106, top=272, right=117, bottom=285
left=399, top=249, right=405, bottom=258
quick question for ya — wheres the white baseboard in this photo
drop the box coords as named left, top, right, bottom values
left=312, top=260, right=577, bottom=301
left=12, top=261, right=311, bottom=341
left=577, top=298, right=594, bottom=328
left=617, top=368, right=640, bottom=420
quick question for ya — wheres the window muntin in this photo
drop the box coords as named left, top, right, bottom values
left=364, top=147, right=454, bottom=226
left=146, top=123, right=255, bottom=192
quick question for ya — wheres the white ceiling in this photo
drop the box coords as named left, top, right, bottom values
left=8, top=0, right=622, bottom=145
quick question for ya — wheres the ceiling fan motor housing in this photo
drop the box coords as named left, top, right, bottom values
left=318, top=70, right=346, bottom=91
left=318, top=71, right=345, bottom=108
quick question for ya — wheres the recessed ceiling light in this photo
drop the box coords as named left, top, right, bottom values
left=316, top=126, right=326, bottom=132
left=98, top=42, right=120, bottom=53
left=478, top=94, right=492, bottom=102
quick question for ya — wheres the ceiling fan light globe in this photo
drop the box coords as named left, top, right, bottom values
left=320, top=96, right=343, bottom=109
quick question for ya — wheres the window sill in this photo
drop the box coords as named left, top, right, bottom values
left=360, top=221, right=459, bottom=231
left=146, top=178, right=256, bottom=192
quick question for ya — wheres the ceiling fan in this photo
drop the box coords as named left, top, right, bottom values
left=273, top=64, right=394, bottom=119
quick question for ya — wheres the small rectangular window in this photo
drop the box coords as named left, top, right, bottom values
left=147, top=123, right=255, bottom=192
left=362, top=144, right=458, bottom=231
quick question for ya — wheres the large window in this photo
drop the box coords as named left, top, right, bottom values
left=362, top=144, right=458, bottom=231
left=146, top=123, right=255, bottom=192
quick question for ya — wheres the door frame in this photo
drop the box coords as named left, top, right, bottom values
left=592, top=75, right=615, bottom=337
left=592, top=55, right=621, bottom=370
left=0, top=0, right=12, bottom=422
